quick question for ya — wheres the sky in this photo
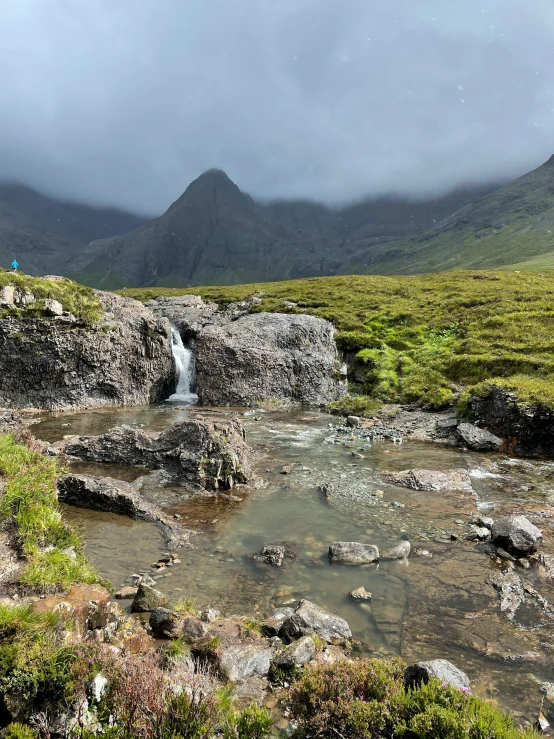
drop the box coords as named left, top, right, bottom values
left=1, top=0, right=554, bottom=215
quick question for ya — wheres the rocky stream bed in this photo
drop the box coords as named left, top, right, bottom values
left=25, top=402, right=554, bottom=727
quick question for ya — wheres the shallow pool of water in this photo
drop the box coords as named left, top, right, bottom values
left=35, top=405, right=554, bottom=721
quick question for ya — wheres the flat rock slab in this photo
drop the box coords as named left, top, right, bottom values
left=381, top=468, right=474, bottom=495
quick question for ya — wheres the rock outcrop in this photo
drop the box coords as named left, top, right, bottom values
left=195, top=312, right=346, bottom=406
left=0, top=290, right=173, bottom=410
left=464, top=386, right=554, bottom=457
left=57, top=416, right=252, bottom=490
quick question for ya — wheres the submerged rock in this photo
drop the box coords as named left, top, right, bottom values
left=195, top=313, right=347, bottom=407
left=0, top=290, right=173, bottom=410
left=381, top=468, right=474, bottom=495
left=456, top=422, right=502, bottom=452
left=349, top=587, right=372, bottom=600
left=491, top=515, right=542, bottom=557
left=58, top=416, right=252, bottom=490
left=380, top=541, right=411, bottom=560
left=405, top=659, right=472, bottom=693
left=329, top=542, right=379, bottom=565
left=279, top=599, right=352, bottom=643
left=487, top=570, right=525, bottom=615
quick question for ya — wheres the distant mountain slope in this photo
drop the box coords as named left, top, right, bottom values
left=351, top=154, right=554, bottom=275
left=0, top=184, right=144, bottom=275
left=67, top=170, right=340, bottom=289
left=70, top=170, right=497, bottom=288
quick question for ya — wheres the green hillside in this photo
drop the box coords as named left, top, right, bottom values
left=350, top=155, right=554, bottom=275
left=123, top=270, right=554, bottom=411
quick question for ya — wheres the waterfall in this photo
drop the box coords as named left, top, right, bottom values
left=167, top=327, right=198, bottom=403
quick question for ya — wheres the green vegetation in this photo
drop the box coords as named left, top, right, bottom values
left=0, top=271, right=102, bottom=325
left=286, top=658, right=536, bottom=739
left=0, top=432, right=104, bottom=590
left=122, top=270, right=554, bottom=410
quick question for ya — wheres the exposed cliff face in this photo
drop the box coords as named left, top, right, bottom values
left=150, top=296, right=347, bottom=407
left=0, top=290, right=174, bottom=410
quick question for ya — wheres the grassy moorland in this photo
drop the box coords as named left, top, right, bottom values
left=0, top=270, right=102, bottom=325
left=122, top=270, right=554, bottom=412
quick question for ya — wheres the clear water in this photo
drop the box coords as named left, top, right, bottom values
left=35, top=406, right=554, bottom=722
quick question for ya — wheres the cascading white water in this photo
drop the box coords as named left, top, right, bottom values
left=167, top=327, right=198, bottom=403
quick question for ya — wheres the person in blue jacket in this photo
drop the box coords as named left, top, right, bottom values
left=11, top=259, right=18, bottom=272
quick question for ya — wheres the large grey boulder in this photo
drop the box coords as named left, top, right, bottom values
left=195, top=312, right=346, bottom=407
left=279, top=599, right=352, bottom=643
left=381, top=468, right=474, bottom=495
left=0, top=290, right=173, bottom=410
left=456, top=423, right=502, bottom=452
left=491, top=515, right=542, bottom=557
left=329, top=542, right=379, bottom=565
left=273, top=635, right=316, bottom=668
left=405, top=660, right=471, bottom=692
left=219, top=645, right=273, bottom=681
left=58, top=416, right=252, bottom=490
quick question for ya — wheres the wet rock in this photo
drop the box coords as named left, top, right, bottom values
left=58, top=473, right=190, bottom=548
left=0, top=290, right=173, bottom=410
left=279, top=599, right=352, bottom=643
left=318, top=479, right=381, bottom=505
left=466, top=525, right=491, bottom=542
left=381, top=468, right=474, bottom=495
left=59, top=417, right=252, bottom=491
left=115, top=586, right=138, bottom=600
left=491, top=515, right=542, bottom=557
left=131, top=584, right=167, bottom=613
left=274, top=636, right=316, bottom=668
left=456, top=422, right=502, bottom=452
left=195, top=313, right=347, bottom=406
left=281, top=465, right=293, bottom=475
left=346, top=416, right=362, bottom=428
left=474, top=515, right=494, bottom=529
left=463, top=386, right=554, bottom=457
left=405, top=660, right=472, bottom=692
left=149, top=608, right=183, bottom=638
left=329, top=541, right=379, bottom=564
left=254, top=543, right=296, bottom=567
left=380, top=541, right=411, bottom=560
left=349, top=587, right=372, bottom=600
left=219, top=644, right=273, bottom=681
left=488, top=570, right=525, bottom=615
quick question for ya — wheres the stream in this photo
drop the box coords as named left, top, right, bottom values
left=34, top=404, right=554, bottom=723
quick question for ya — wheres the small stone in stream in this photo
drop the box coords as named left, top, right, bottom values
left=487, top=570, right=525, bottom=614
left=346, top=416, right=362, bottom=428
left=496, top=548, right=516, bottom=562
left=201, top=607, right=220, bottom=623
left=274, top=636, right=316, bottom=668
left=171, top=558, right=181, bottom=565
left=491, top=515, right=542, bottom=558
left=329, top=542, right=379, bottom=565
left=380, top=541, right=411, bottom=560
left=534, top=713, right=550, bottom=734
left=466, top=525, right=491, bottom=542
left=405, top=660, right=471, bottom=693
left=475, top=515, right=494, bottom=529
left=115, top=586, right=138, bottom=599
left=173, top=514, right=182, bottom=520
left=131, top=584, right=166, bottom=613
left=281, top=466, right=293, bottom=475
left=351, top=452, right=365, bottom=459
left=450, top=533, right=459, bottom=542
left=391, top=502, right=405, bottom=509
left=455, top=520, right=465, bottom=525
left=137, top=574, right=156, bottom=587
left=516, top=558, right=531, bottom=569
left=255, top=544, right=286, bottom=567
left=413, top=548, right=433, bottom=558
left=350, top=587, right=372, bottom=600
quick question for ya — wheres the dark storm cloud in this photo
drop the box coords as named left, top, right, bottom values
left=1, top=0, right=554, bottom=214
